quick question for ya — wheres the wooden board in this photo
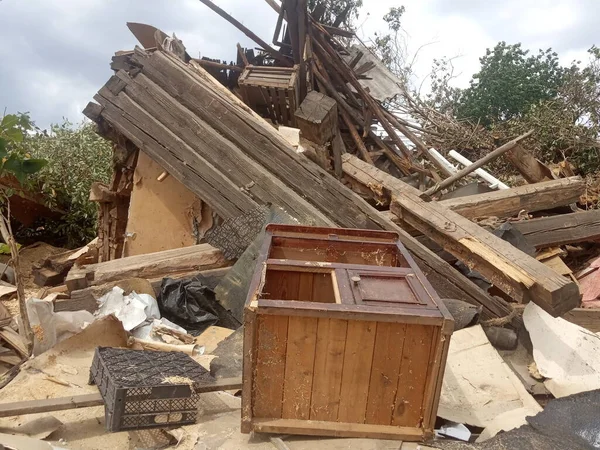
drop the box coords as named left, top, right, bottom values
left=342, top=156, right=579, bottom=316
left=391, top=193, right=579, bottom=316
left=512, top=210, right=600, bottom=248
left=253, top=315, right=289, bottom=419
left=251, top=418, right=425, bottom=440
left=0, top=377, right=242, bottom=418
left=89, top=48, right=513, bottom=322
left=393, top=324, right=434, bottom=427
left=343, top=152, right=584, bottom=220
left=310, top=318, right=347, bottom=421
left=563, top=308, right=600, bottom=333
left=282, top=316, right=318, bottom=420
left=0, top=328, right=28, bottom=358
left=365, top=322, right=407, bottom=425
left=337, top=319, right=377, bottom=423
left=65, top=243, right=230, bottom=291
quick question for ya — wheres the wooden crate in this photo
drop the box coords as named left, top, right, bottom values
left=238, top=65, right=300, bottom=127
left=242, top=225, right=454, bottom=441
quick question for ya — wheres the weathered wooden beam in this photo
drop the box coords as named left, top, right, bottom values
left=345, top=154, right=579, bottom=316
left=563, top=308, right=600, bottom=333
left=511, top=209, right=600, bottom=249
left=65, top=244, right=231, bottom=292
left=191, top=59, right=243, bottom=72
left=505, top=144, right=554, bottom=183
left=423, top=130, right=534, bottom=197
left=92, top=49, right=515, bottom=320
left=343, top=155, right=584, bottom=219
left=294, top=91, right=337, bottom=145
left=442, top=177, right=584, bottom=219
left=0, top=377, right=242, bottom=418
left=197, top=0, right=291, bottom=66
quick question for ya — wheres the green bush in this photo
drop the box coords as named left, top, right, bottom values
left=23, top=119, right=113, bottom=247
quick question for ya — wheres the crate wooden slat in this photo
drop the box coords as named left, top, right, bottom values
left=242, top=225, right=454, bottom=441
left=238, top=65, right=300, bottom=127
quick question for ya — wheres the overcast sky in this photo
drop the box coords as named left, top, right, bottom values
left=0, top=0, right=598, bottom=129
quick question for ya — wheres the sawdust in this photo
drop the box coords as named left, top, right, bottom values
left=162, top=375, right=195, bottom=385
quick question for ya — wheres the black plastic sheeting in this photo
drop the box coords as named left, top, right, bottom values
left=158, top=276, right=240, bottom=336
left=436, top=389, right=600, bottom=450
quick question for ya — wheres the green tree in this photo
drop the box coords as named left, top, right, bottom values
left=0, top=112, right=47, bottom=354
left=24, top=120, right=113, bottom=247
left=456, top=42, right=565, bottom=125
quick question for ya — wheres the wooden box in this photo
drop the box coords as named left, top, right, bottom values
left=242, top=225, right=453, bottom=441
left=238, top=65, right=299, bottom=127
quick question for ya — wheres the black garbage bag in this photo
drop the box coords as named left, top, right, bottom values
left=158, top=277, right=226, bottom=336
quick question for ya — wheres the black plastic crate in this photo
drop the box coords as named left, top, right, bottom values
left=89, top=347, right=213, bottom=432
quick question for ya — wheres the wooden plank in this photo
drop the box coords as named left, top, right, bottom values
left=443, top=177, right=584, bottom=220
left=505, top=144, right=554, bottom=183
left=343, top=153, right=584, bottom=220
left=65, top=244, right=231, bottom=291
left=241, top=308, right=257, bottom=433
left=282, top=316, right=318, bottom=419
left=512, top=210, right=600, bottom=248
left=104, top=71, right=328, bottom=225
left=103, top=49, right=514, bottom=321
left=0, top=377, right=242, bottom=418
left=365, top=322, right=407, bottom=425
left=343, top=154, right=579, bottom=316
left=391, top=191, right=579, bottom=315
left=253, top=315, right=289, bottom=419
left=251, top=418, right=425, bottom=440
left=310, top=318, right=347, bottom=421
left=338, top=320, right=377, bottom=423
left=392, top=324, right=434, bottom=427
left=0, top=328, right=28, bottom=358
left=563, top=308, right=600, bottom=333
left=297, top=271, right=315, bottom=301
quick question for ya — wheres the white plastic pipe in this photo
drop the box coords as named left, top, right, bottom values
left=427, top=148, right=459, bottom=175
left=448, top=150, right=509, bottom=190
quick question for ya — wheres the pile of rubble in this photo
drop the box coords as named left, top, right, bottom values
left=1, top=1, right=600, bottom=449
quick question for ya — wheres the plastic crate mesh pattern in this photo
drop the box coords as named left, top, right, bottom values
left=89, top=347, right=212, bottom=432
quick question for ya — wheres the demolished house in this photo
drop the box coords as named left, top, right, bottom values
left=2, top=0, right=600, bottom=449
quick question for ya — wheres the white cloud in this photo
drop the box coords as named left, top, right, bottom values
left=0, top=0, right=597, bottom=127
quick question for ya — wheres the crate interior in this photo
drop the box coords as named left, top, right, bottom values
left=269, top=237, right=408, bottom=267
left=260, top=267, right=338, bottom=303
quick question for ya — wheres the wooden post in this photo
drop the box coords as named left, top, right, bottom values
left=422, top=130, right=534, bottom=197
left=295, top=91, right=343, bottom=176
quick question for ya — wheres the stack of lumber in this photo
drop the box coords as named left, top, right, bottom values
left=81, top=38, right=583, bottom=319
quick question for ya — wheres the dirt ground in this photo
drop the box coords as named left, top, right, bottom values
left=1, top=242, right=66, bottom=317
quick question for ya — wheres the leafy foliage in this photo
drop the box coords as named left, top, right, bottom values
left=0, top=113, right=47, bottom=185
left=417, top=43, right=600, bottom=176
left=456, top=42, right=565, bottom=125
left=23, top=120, right=113, bottom=247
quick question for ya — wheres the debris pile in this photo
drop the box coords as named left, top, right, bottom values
left=2, top=1, right=600, bottom=448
